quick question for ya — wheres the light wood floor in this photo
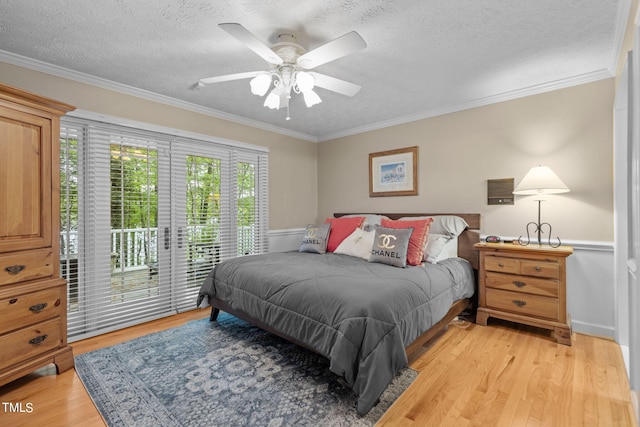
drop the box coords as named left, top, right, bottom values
left=0, top=309, right=636, bottom=427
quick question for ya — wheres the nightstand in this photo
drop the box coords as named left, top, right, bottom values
left=474, top=242, right=573, bottom=345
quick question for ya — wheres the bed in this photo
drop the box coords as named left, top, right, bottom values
left=197, top=213, right=480, bottom=415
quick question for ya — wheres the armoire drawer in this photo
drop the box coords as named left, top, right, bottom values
left=0, top=249, right=55, bottom=286
left=0, top=318, right=62, bottom=371
left=0, top=287, right=62, bottom=335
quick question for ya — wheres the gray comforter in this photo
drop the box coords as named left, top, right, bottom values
left=197, top=251, right=474, bottom=415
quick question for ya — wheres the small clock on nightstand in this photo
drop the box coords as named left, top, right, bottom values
left=474, top=242, right=573, bottom=345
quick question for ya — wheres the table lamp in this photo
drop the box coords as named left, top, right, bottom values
left=513, top=165, right=569, bottom=247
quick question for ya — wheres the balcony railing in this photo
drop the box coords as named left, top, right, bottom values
left=60, top=225, right=255, bottom=270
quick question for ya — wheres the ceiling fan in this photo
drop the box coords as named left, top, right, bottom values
left=198, top=23, right=367, bottom=120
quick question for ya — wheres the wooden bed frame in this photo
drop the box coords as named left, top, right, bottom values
left=209, top=213, right=481, bottom=363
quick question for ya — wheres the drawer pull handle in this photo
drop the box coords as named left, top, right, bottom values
left=498, top=263, right=504, bottom=267
left=513, top=280, right=527, bottom=288
left=29, top=335, right=48, bottom=346
left=4, top=264, right=26, bottom=275
left=535, top=266, right=542, bottom=271
left=9, top=298, right=18, bottom=304
left=29, top=303, right=48, bottom=313
left=512, top=300, right=527, bottom=307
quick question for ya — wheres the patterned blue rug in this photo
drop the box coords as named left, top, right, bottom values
left=75, top=313, right=418, bottom=426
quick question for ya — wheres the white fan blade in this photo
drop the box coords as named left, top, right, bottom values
left=297, top=31, right=366, bottom=69
left=308, top=72, right=361, bottom=97
left=199, top=71, right=265, bottom=86
left=219, top=23, right=283, bottom=65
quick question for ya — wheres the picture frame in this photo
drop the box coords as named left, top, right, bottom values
left=369, top=146, right=418, bottom=197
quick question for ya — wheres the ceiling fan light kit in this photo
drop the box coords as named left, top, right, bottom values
left=199, top=23, right=366, bottom=120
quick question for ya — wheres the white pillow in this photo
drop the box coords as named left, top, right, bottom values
left=423, top=233, right=450, bottom=263
left=423, top=233, right=459, bottom=263
left=438, top=236, right=459, bottom=260
left=399, top=215, right=468, bottom=237
left=334, top=227, right=375, bottom=260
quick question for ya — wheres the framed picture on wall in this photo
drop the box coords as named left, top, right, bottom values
left=369, top=146, right=418, bottom=197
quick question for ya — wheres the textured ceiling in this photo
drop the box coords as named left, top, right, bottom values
left=0, top=0, right=628, bottom=141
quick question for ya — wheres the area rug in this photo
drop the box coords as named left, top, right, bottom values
left=75, top=313, right=418, bottom=426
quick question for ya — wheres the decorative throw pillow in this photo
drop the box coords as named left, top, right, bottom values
left=369, top=226, right=413, bottom=268
left=334, top=227, right=375, bottom=260
left=423, top=233, right=452, bottom=263
left=324, top=216, right=364, bottom=252
left=299, top=223, right=331, bottom=254
left=381, top=218, right=432, bottom=266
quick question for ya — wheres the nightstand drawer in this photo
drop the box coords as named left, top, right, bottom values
left=0, top=287, right=62, bottom=335
left=520, top=260, right=559, bottom=279
left=485, top=256, right=519, bottom=274
left=485, top=288, right=559, bottom=320
left=0, top=318, right=62, bottom=370
left=485, top=255, right=559, bottom=279
left=485, top=272, right=559, bottom=297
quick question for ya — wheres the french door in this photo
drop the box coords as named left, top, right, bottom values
left=171, top=141, right=230, bottom=311
left=60, top=117, right=268, bottom=339
left=61, top=123, right=174, bottom=338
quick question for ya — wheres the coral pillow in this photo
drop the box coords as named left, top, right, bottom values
left=381, top=218, right=432, bottom=265
left=324, top=216, right=364, bottom=252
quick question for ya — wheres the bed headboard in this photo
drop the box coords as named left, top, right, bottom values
left=334, top=213, right=481, bottom=270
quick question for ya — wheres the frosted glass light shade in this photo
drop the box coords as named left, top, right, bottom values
left=250, top=73, right=272, bottom=96
left=296, top=71, right=315, bottom=92
left=302, top=89, right=322, bottom=107
left=264, top=89, right=280, bottom=109
left=513, top=166, right=570, bottom=195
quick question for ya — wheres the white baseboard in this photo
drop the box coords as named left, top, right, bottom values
left=571, top=320, right=616, bottom=339
left=620, top=344, right=631, bottom=379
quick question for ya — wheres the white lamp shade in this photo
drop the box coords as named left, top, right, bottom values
left=263, top=89, right=281, bottom=109
left=302, top=89, right=322, bottom=108
left=513, top=165, right=570, bottom=195
left=249, top=73, right=272, bottom=96
left=296, top=71, right=315, bottom=92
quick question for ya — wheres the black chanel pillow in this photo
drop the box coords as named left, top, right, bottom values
left=368, top=226, right=413, bottom=268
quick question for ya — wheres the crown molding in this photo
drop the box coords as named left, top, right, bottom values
left=0, top=50, right=318, bottom=142
left=0, top=49, right=615, bottom=144
left=317, top=69, right=614, bottom=142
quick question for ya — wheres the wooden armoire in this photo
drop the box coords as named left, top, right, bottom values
left=0, top=83, right=75, bottom=386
